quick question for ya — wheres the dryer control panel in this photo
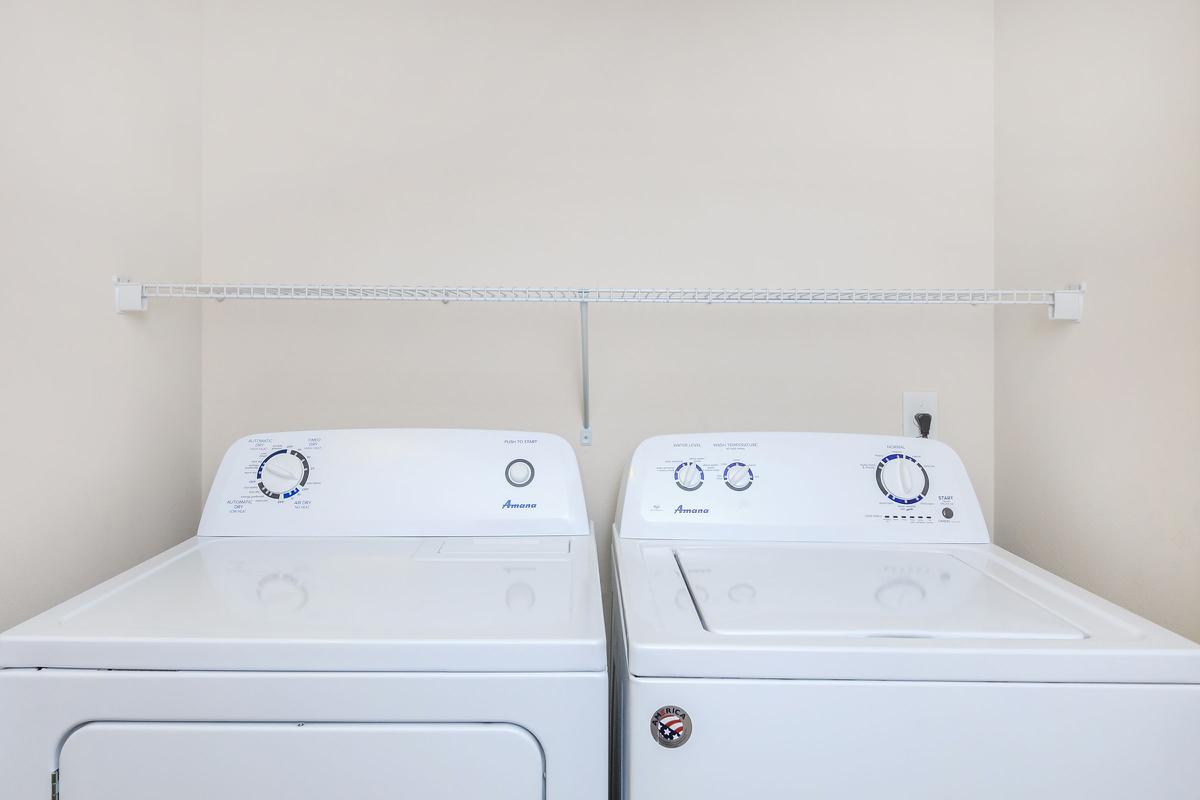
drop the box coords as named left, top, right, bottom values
left=616, top=432, right=987, bottom=543
left=199, top=429, right=589, bottom=537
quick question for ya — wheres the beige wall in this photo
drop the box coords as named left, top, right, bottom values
left=199, top=0, right=997, bottom=597
left=0, top=3, right=203, bottom=628
left=14, top=2, right=1193, bottom=644
left=995, top=0, right=1200, bottom=638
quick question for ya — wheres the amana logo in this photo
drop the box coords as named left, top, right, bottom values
left=673, top=505, right=709, bottom=515
left=502, top=499, right=537, bottom=509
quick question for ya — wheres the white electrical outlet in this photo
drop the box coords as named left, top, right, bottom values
left=903, top=391, right=938, bottom=439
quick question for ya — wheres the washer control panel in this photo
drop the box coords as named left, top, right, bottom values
left=198, top=429, right=588, bottom=538
left=617, top=432, right=987, bottom=543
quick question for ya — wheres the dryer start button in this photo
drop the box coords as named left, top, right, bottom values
left=505, top=459, right=535, bottom=488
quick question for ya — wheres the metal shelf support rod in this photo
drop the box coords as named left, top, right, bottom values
left=579, top=292, right=591, bottom=446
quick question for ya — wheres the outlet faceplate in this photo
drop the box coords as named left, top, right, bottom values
left=903, top=391, right=938, bottom=439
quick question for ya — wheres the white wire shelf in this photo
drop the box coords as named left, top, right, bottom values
left=114, top=278, right=1084, bottom=445
left=116, top=280, right=1083, bottom=315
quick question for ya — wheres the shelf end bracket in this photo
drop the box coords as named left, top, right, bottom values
left=114, top=276, right=147, bottom=313
left=1050, top=283, right=1085, bottom=322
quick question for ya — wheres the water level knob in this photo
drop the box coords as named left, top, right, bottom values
left=674, top=461, right=704, bottom=491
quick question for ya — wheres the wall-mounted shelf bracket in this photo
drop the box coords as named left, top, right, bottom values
left=1050, top=284, right=1085, bottom=321
left=115, top=277, right=1085, bottom=443
left=114, top=277, right=147, bottom=312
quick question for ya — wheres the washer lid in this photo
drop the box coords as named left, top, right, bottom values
left=615, top=540, right=1200, bottom=683
left=676, top=548, right=1084, bottom=640
left=0, top=536, right=606, bottom=673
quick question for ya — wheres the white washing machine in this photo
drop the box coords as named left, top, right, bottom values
left=0, top=429, right=607, bottom=800
left=612, top=432, right=1200, bottom=799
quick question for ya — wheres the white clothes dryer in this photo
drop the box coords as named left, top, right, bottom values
left=1, top=429, right=607, bottom=800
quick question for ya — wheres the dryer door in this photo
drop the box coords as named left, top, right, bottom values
left=59, top=721, right=544, bottom=799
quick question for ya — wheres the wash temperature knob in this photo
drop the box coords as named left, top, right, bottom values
left=724, top=462, right=754, bottom=491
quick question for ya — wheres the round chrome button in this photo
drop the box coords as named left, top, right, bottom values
left=505, top=458, right=535, bottom=488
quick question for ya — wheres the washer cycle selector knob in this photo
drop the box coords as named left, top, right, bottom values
left=876, top=454, right=930, bottom=504
left=505, top=459, right=535, bottom=488
left=257, top=449, right=310, bottom=500
left=723, top=462, right=754, bottom=491
left=674, top=461, right=704, bottom=491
